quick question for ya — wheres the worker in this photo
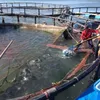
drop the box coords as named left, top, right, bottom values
left=96, top=25, right=100, bottom=33
left=93, top=40, right=100, bottom=81
left=74, top=24, right=99, bottom=52
left=95, top=25, right=100, bottom=58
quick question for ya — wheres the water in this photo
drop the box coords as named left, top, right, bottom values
left=0, top=0, right=99, bottom=100
left=0, top=26, right=85, bottom=100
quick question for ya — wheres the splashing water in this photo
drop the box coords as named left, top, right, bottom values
left=62, top=48, right=76, bottom=57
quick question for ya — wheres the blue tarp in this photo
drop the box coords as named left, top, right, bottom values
left=76, top=79, right=100, bottom=100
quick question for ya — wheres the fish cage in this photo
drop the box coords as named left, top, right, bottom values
left=0, top=2, right=99, bottom=100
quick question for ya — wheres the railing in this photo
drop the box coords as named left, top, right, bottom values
left=0, top=2, right=69, bottom=16
left=70, top=7, right=100, bottom=14
left=0, top=3, right=99, bottom=29
left=0, top=2, right=68, bottom=8
left=0, top=14, right=85, bottom=27
left=0, top=13, right=99, bottom=29
left=0, top=2, right=69, bottom=26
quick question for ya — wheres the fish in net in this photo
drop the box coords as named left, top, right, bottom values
left=62, top=46, right=76, bottom=57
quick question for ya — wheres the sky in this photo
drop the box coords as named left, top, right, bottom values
left=1, top=0, right=100, bottom=3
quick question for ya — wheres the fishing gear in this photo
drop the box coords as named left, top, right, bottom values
left=62, top=46, right=76, bottom=57
left=12, top=56, right=100, bottom=100
left=63, top=35, right=100, bottom=56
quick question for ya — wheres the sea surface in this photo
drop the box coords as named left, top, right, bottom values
left=0, top=0, right=99, bottom=100
left=0, top=23, right=87, bottom=100
left=0, top=0, right=100, bottom=7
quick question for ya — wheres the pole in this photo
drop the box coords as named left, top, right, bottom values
left=0, top=40, right=13, bottom=59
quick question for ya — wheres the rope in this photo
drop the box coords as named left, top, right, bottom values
left=66, top=26, right=79, bottom=43
left=0, top=60, right=25, bottom=88
left=56, top=20, right=79, bottom=43
left=0, top=40, right=21, bottom=87
left=0, top=67, right=12, bottom=87
left=52, top=53, right=91, bottom=85
left=53, top=31, right=64, bottom=44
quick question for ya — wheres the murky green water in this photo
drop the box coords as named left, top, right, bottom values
left=0, top=26, right=92, bottom=100
left=0, top=1, right=98, bottom=100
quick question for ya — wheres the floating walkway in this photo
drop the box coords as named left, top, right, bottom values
left=0, top=2, right=69, bottom=16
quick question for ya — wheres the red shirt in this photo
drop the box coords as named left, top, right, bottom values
left=81, top=29, right=98, bottom=40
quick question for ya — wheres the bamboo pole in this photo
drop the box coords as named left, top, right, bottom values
left=0, top=40, right=13, bottom=59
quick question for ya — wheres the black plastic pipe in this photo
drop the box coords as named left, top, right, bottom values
left=31, top=57, right=100, bottom=100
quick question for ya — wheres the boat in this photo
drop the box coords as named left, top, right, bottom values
left=84, top=13, right=100, bottom=20
left=76, top=78, right=100, bottom=100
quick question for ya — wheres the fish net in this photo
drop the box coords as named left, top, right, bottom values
left=62, top=46, right=76, bottom=57
left=0, top=25, right=95, bottom=100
